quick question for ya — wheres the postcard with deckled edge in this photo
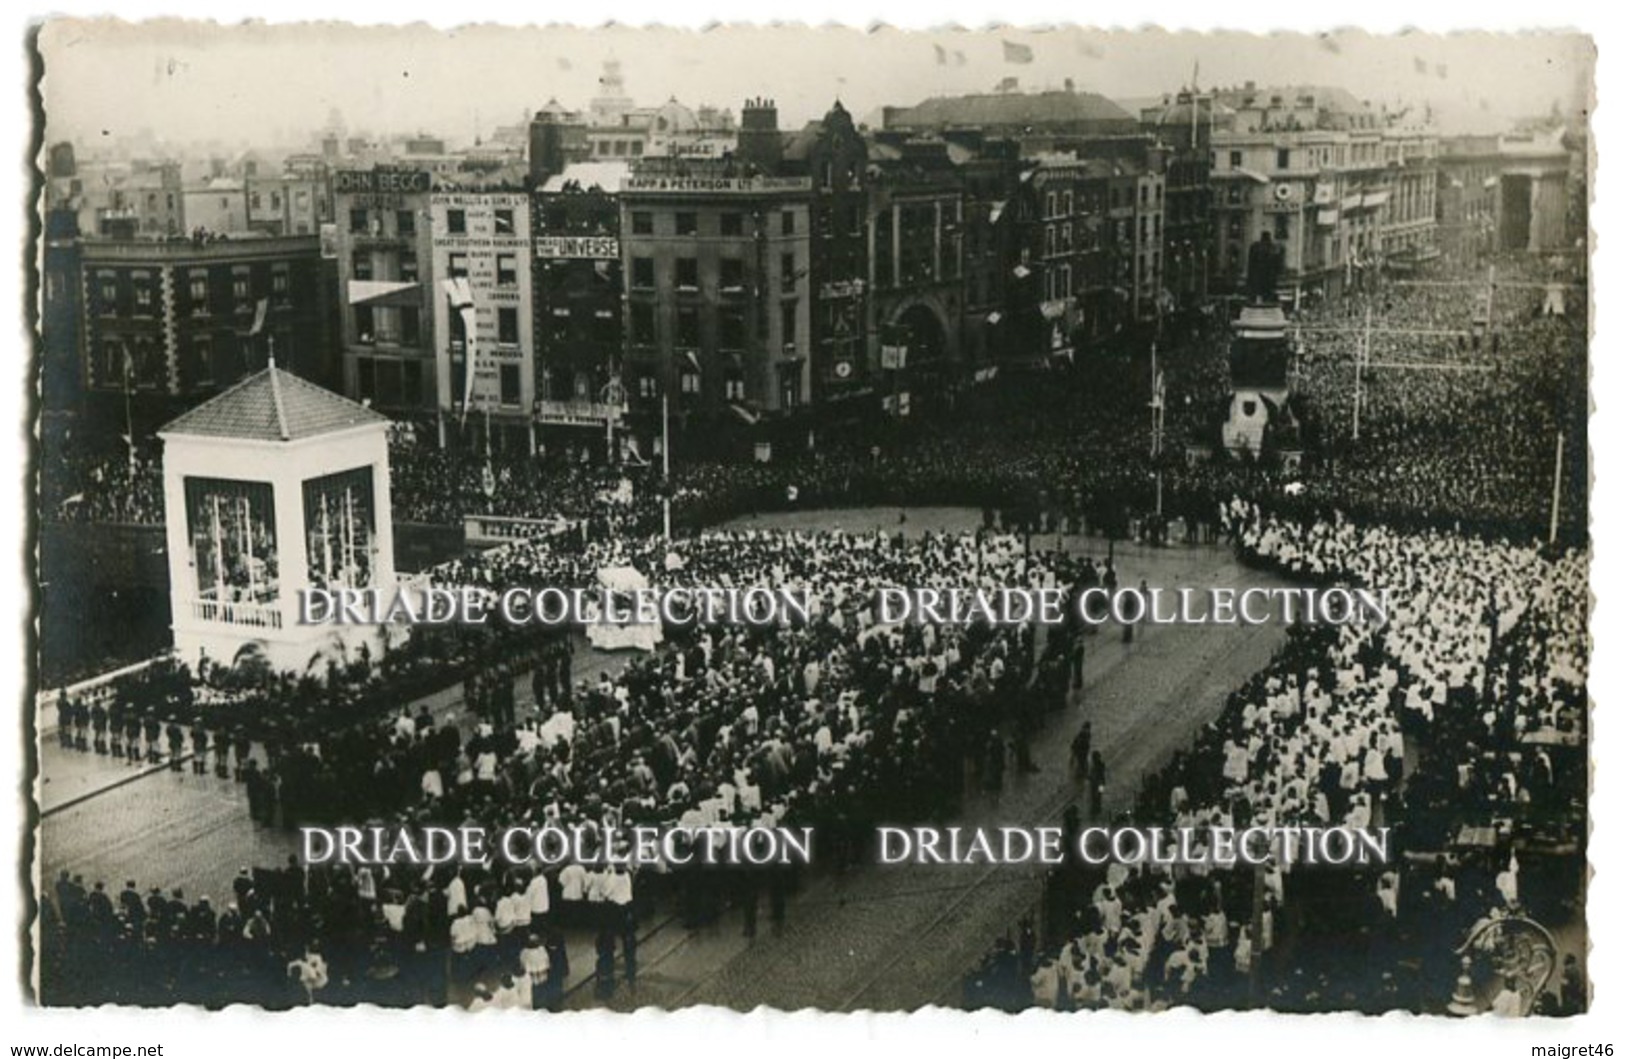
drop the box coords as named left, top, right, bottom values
left=28, top=19, right=1592, bottom=1017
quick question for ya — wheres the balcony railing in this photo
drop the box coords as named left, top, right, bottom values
left=189, top=598, right=284, bottom=629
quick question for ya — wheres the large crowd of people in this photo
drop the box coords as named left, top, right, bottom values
left=39, top=255, right=1589, bottom=552
left=972, top=493, right=1587, bottom=1013
left=39, top=251, right=1590, bottom=1013
left=43, top=524, right=1112, bottom=1007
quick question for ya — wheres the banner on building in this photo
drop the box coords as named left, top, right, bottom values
left=441, top=276, right=479, bottom=423
left=535, top=235, right=620, bottom=260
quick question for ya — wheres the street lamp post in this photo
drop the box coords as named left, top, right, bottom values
left=661, top=391, right=672, bottom=543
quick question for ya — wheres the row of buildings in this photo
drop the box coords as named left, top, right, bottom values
left=43, top=79, right=1585, bottom=460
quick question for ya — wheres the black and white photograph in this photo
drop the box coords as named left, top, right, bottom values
left=18, top=12, right=1602, bottom=1041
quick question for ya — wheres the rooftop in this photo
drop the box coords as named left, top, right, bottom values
left=540, top=161, right=632, bottom=194
left=886, top=90, right=1137, bottom=132
left=160, top=363, right=388, bottom=444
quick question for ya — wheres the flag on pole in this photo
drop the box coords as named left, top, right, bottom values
left=1002, top=40, right=1034, bottom=64
left=248, top=297, right=269, bottom=336
left=481, top=458, right=497, bottom=499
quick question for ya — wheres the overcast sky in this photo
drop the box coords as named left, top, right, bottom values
left=39, top=21, right=1592, bottom=151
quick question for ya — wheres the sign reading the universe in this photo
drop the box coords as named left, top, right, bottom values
left=535, top=235, right=620, bottom=260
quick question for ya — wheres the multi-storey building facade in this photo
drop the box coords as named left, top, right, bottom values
left=865, top=137, right=964, bottom=414
left=182, top=179, right=249, bottom=235
left=619, top=155, right=812, bottom=450
left=1210, top=84, right=1436, bottom=304
left=429, top=182, right=534, bottom=453
left=779, top=101, right=872, bottom=411
left=956, top=136, right=1027, bottom=374
left=331, top=165, right=437, bottom=419
left=1141, top=92, right=1219, bottom=310
left=246, top=173, right=333, bottom=237
left=1435, top=135, right=1503, bottom=263
left=76, top=233, right=333, bottom=423
left=532, top=163, right=628, bottom=460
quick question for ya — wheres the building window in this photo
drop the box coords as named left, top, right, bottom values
left=632, top=256, right=655, bottom=289
left=497, top=253, right=518, bottom=287
left=349, top=207, right=368, bottom=233
left=719, top=310, right=745, bottom=350
left=446, top=208, right=466, bottom=235
left=677, top=308, right=700, bottom=349
left=676, top=257, right=699, bottom=290
left=676, top=212, right=698, bottom=236
left=720, top=212, right=744, bottom=236
left=495, top=208, right=515, bottom=235
left=1229, top=150, right=1242, bottom=168
left=448, top=253, right=468, bottom=279
left=631, top=211, right=653, bottom=235
left=724, top=377, right=744, bottom=401
left=781, top=253, right=797, bottom=290
left=354, top=305, right=375, bottom=344
left=638, top=375, right=657, bottom=398
left=719, top=257, right=745, bottom=291
left=1274, top=214, right=1290, bottom=241
left=498, top=307, right=520, bottom=346
left=190, top=335, right=214, bottom=387
left=400, top=306, right=420, bottom=346
left=1277, top=149, right=1291, bottom=170
left=397, top=209, right=416, bottom=237
left=500, top=363, right=521, bottom=405
left=356, top=357, right=376, bottom=400
left=630, top=303, right=656, bottom=345
left=680, top=370, right=701, bottom=394
left=231, top=275, right=251, bottom=305
left=189, top=274, right=209, bottom=314
left=352, top=251, right=373, bottom=281
left=780, top=301, right=797, bottom=351
left=400, top=251, right=419, bottom=283
left=403, top=360, right=424, bottom=406
left=781, top=210, right=796, bottom=235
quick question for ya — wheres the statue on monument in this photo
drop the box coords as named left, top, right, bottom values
left=1246, top=231, right=1285, bottom=303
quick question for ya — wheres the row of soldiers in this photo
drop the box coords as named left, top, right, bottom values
left=52, top=691, right=255, bottom=779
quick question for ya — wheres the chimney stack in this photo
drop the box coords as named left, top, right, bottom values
left=528, top=112, right=567, bottom=187
left=737, top=97, right=783, bottom=172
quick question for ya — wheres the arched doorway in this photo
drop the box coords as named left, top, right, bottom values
left=885, top=301, right=952, bottom=415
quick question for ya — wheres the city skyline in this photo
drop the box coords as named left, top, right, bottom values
left=41, top=22, right=1592, bottom=152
